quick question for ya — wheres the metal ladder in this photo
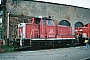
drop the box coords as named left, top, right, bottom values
left=30, top=29, right=39, bottom=47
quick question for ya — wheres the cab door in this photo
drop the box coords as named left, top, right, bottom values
left=40, top=20, right=47, bottom=38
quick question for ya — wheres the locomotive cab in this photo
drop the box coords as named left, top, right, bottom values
left=39, top=18, right=56, bottom=38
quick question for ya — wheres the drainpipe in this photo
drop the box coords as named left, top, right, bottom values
left=7, top=12, right=10, bottom=45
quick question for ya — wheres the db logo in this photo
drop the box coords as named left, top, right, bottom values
left=49, top=29, right=53, bottom=33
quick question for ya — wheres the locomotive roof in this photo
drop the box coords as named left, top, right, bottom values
left=34, top=17, right=53, bottom=20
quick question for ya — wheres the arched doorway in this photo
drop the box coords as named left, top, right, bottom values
left=75, top=22, right=83, bottom=27
left=59, top=20, right=71, bottom=26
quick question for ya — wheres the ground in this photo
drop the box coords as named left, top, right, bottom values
left=0, top=46, right=90, bottom=60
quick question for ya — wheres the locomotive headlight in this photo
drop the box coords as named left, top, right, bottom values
left=80, top=29, right=83, bottom=31
left=75, top=30, right=78, bottom=32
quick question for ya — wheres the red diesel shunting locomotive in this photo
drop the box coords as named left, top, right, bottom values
left=75, top=23, right=90, bottom=45
left=14, top=16, right=75, bottom=49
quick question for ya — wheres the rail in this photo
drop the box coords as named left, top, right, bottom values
left=30, top=29, right=39, bottom=38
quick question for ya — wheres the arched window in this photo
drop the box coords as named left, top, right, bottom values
left=59, top=20, right=70, bottom=26
left=75, top=22, right=83, bottom=27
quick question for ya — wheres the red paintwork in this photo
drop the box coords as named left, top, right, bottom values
left=47, top=26, right=56, bottom=38
left=56, top=25, right=73, bottom=38
left=75, top=23, right=90, bottom=38
left=18, top=23, right=38, bottom=38
left=57, top=25, right=72, bottom=35
left=39, top=20, right=46, bottom=38
left=26, top=24, right=38, bottom=38
left=18, top=17, right=74, bottom=39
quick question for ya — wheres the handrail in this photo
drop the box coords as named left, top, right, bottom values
left=30, top=29, right=39, bottom=38
left=30, top=29, right=39, bottom=47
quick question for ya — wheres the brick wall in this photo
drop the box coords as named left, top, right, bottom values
left=6, top=1, right=90, bottom=27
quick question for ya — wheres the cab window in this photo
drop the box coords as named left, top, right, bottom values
left=42, top=20, right=46, bottom=26
left=48, top=20, right=55, bottom=26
